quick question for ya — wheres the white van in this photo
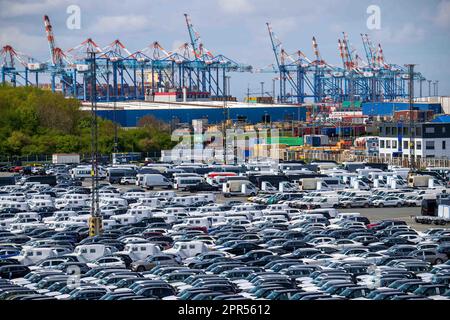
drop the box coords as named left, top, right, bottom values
left=154, top=191, right=177, bottom=198
left=329, top=212, right=361, bottom=224
left=138, top=174, right=172, bottom=190
left=174, top=177, right=205, bottom=190
left=0, top=195, right=26, bottom=203
left=99, top=197, right=128, bottom=208
left=164, top=241, right=209, bottom=260
left=127, top=207, right=153, bottom=220
left=0, top=201, right=29, bottom=211
left=72, top=244, right=112, bottom=263
left=303, top=208, right=339, bottom=219
left=130, top=198, right=161, bottom=209
left=28, top=199, right=54, bottom=211
left=118, top=243, right=161, bottom=261
left=55, top=198, right=88, bottom=209
left=112, top=214, right=139, bottom=225
left=173, top=217, right=210, bottom=231
left=223, top=180, right=258, bottom=197
left=17, top=247, right=58, bottom=266
left=171, top=196, right=196, bottom=207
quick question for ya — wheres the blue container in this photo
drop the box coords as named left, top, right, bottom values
left=362, top=102, right=442, bottom=116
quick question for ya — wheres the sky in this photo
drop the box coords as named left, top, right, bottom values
left=0, top=0, right=449, bottom=100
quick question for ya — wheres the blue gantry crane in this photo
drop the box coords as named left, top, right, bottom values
left=262, top=23, right=426, bottom=104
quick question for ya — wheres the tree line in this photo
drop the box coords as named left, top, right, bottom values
left=0, top=85, right=175, bottom=156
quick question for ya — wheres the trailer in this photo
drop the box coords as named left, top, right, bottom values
left=52, top=153, right=80, bottom=164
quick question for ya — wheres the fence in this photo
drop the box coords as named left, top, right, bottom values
left=294, top=151, right=450, bottom=169
left=0, top=152, right=162, bottom=165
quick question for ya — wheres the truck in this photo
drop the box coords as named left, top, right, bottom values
left=408, top=175, right=432, bottom=188
left=223, top=180, right=258, bottom=197
left=298, top=178, right=329, bottom=191
left=52, top=153, right=80, bottom=165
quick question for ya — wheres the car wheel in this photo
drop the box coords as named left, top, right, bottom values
left=397, top=203, right=402, bottom=208
left=346, top=203, right=351, bottom=209
left=364, top=203, right=369, bottom=208
left=124, top=181, right=129, bottom=185
left=137, top=266, right=146, bottom=272
left=378, top=203, right=383, bottom=208
left=435, top=258, right=443, bottom=265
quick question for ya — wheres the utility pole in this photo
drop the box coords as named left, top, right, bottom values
left=260, top=82, right=265, bottom=97
left=88, top=51, right=102, bottom=237
left=272, top=78, right=276, bottom=102
left=428, top=80, right=432, bottom=97
left=113, top=99, right=118, bottom=153
left=247, top=84, right=250, bottom=103
left=222, top=72, right=229, bottom=165
left=419, top=78, right=423, bottom=98
left=406, top=64, right=416, bottom=171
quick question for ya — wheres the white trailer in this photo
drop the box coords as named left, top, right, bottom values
left=52, top=154, right=80, bottom=164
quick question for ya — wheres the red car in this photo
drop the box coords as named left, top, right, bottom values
left=9, top=166, right=23, bottom=173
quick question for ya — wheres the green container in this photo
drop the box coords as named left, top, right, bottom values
left=267, top=137, right=304, bottom=146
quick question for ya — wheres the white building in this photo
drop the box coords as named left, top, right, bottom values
left=379, top=122, right=450, bottom=160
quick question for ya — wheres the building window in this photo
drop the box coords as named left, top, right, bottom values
left=386, top=140, right=391, bottom=148
left=443, top=127, right=446, bottom=133
left=426, top=141, right=435, bottom=150
left=386, top=127, right=391, bottom=135
left=404, top=141, right=408, bottom=150
left=425, top=127, right=435, bottom=134
left=443, top=141, right=447, bottom=150
left=416, top=127, right=421, bottom=136
left=380, top=140, right=385, bottom=148
left=392, top=140, right=397, bottom=149
left=416, top=141, right=420, bottom=150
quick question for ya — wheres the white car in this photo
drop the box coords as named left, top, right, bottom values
left=87, top=257, right=126, bottom=269
left=371, top=197, right=404, bottom=208
left=120, top=176, right=137, bottom=185
left=398, top=234, right=423, bottom=244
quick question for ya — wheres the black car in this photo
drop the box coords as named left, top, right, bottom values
left=0, top=265, right=30, bottom=279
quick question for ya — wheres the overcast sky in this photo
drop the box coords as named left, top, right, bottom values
left=1, top=0, right=449, bottom=99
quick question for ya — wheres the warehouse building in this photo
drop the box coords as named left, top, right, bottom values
left=89, top=101, right=306, bottom=127
left=362, top=102, right=442, bottom=117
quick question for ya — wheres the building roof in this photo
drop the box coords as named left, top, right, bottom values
left=432, top=115, right=450, bottom=123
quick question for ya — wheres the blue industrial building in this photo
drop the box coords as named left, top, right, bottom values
left=362, top=102, right=442, bottom=116
left=96, top=105, right=307, bottom=127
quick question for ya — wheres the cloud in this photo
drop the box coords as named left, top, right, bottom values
left=373, top=23, right=425, bottom=45
left=217, top=0, right=254, bottom=14
left=91, top=15, right=153, bottom=34
left=436, top=0, right=450, bottom=27
left=0, top=0, right=70, bottom=18
left=0, top=26, right=45, bottom=54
